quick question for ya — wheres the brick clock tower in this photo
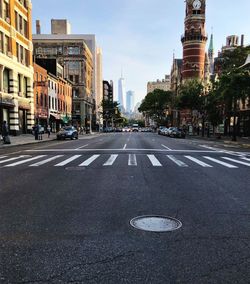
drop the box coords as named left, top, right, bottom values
left=181, top=0, right=208, bottom=80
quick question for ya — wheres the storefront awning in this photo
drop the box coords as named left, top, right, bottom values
left=50, top=113, right=61, bottom=120
left=0, top=92, right=15, bottom=107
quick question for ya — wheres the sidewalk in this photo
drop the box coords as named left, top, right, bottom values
left=0, top=132, right=101, bottom=148
left=0, top=133, right=57, bottom=148
left=187, top=134, right=250, bottom=149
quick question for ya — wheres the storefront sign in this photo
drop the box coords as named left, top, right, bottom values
left=0, top=93, right=15, bottom=107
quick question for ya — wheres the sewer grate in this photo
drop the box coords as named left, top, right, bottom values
left=130, top=215, right=182, bottom=232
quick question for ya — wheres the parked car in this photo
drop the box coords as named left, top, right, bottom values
left=169, top=127, right=186, bottom=138
left=165, top=127, right=175, bottom=136
left=158, top=126, right=166, bottom=135
left=122, top=127, right=131, bottom=132
left=56, top=126, right=78, bottom=140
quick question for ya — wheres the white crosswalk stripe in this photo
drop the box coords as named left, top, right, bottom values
left=0, top=155, right=28, bottom=164
left=203, top=156, right=238, bottom=168
left=242, top=157, right=250, bottom=162
left=29, top=155, right=64, bottom=167
left=222, top=157, right=250, bottom=167
left=4, top=155, right=47, bottom=167
left=167, top=155, right=188, bottom=167
left=79, top=155, right=100, bottom=167
left=128, top=154, right=137, bottom=166
left=54, top=155, right=81, bottom=167
left=147, top=155, right=162, bottom=167
left=185, top=156, right=212, bottom=167
left=0, top=156, right=7, bottom=159
left=103, top=154, right=118, bottom=166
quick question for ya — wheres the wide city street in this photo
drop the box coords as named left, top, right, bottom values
left=0, top=132, right=250, bottom=283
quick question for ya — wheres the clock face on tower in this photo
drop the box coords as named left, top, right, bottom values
left=193, top=0, right=201, bottom=9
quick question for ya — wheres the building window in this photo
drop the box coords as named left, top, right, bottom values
left=68, top=47, right=80, bottom=55
left=16, top=43, right=20, bottom=61
left=0, top=32, right=3, bottom=53
left=4, top=35, right=9, bottom=55
left=15, top=11, right=19, bottom=31
left=36, top=93, right=38, bottom=105
left=3, top=68, right=10, bottom=93
left=49, top=96, right=51, bottom=109
left=23, top=19, right=28, bottom=37
left=23, top=77, right=27, bottom=97
left=18, top=74, right=21, bottom=93
left=19, top=15, right=23, bottom=33
left=40, top=93, right=43, bottom=106
left=3, top=1, right=9, bottom=22
left=44, top=95, right=47, bottom=108
left=40, top=74, right=43, bottom=81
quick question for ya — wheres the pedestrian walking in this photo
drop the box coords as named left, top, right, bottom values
left=1, top=121, right=11, bottom=144
left=34, top=124, right=39, bottom=140
left=47, top=125, right=51, bottom=138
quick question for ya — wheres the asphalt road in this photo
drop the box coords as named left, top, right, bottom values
left=0, top=132, right=250, bottom=283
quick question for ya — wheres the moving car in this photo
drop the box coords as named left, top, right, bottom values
left=132, top=124, right=139, bottom=132
left=56, top=126, right=78, bottom=140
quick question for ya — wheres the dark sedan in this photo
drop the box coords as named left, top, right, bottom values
left=169, top=127, right=186, bottom=138
left=56, top=126, right=78, bottom=140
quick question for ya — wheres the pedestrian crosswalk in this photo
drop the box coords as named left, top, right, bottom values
left=0, top=154, right=250, bottom=169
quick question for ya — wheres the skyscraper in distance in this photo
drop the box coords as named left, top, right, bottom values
left=126, top=91, right=135, bottom=113
left=118, top=74, right=125, bottom=111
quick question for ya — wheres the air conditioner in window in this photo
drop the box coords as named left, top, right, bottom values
left=7, top=51, right=12, bottom=57
left=6, top=17, right=10, bottom=24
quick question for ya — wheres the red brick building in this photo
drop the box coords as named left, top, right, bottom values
left=181, top=0, right=208, bottom=80
left=33, top=63, right=48, bottom=128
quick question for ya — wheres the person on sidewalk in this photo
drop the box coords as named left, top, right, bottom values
left=47, top=125, right=51, bottom=138
left=2, top=121, right=11, bottom=144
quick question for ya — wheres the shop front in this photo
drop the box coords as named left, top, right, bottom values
left=18, top=97, right=31, bottom=134
left=0, top=93, right=15, bottom=131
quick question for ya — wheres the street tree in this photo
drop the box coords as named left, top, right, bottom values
left=138, top=89, right=173, bottom=125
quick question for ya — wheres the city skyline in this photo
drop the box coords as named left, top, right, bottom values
left=32, top=0, right=250, bottom=105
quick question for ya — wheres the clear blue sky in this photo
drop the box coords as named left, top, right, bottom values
left=32, top=0, right=250, bottom=105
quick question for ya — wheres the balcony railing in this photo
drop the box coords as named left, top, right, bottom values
left=181, top=34, right=208, bottom=43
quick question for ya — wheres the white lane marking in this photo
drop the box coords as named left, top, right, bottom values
left=185, top=156, right=213, bottom=167
left=123, top=144, right=127, bottom=150
left=4, top=155, right=47, bottom=167
left=147, top=155, right=162, bottom=167
left=0, top=156, right=7, bottom=159
left=167, top=155, right=188, bottom=167
left=222, top=157, right=250, bottom=167
left=103, top=154, right=118, bottom=166
left=79, top=155, right=100, bottom=167
left=128, top=154, right=137, bottom=166
left=199, top=145, right=220, bottom=151
left=54, top=155, right=82, bottom=167
left=0, top=155, right=31, bottom=165
left=203, top=157, right=238, bottom=168
left=161, top=144, right=172, bottom=150
left=29, top=155, right=64, bottom=167
left=75, top=144, right=89, bottom=150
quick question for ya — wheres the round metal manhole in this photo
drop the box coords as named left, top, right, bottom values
left=130, top=215, right=182, bottom=232
left=65, top=167, right=86, bottom=171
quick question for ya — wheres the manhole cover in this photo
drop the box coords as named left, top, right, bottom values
left=65, top=167, right=86, bottom=171
left=130, top=215, right=182, bottom=232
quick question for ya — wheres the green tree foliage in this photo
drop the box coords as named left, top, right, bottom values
left=138, top=89, right=173, bottom=124
left=177, top=79, right=204, bottom=112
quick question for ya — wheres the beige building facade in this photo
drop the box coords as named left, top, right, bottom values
left=0, top=0, right=34, bottom=135
left=147, top=75, right=171, bottom=94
